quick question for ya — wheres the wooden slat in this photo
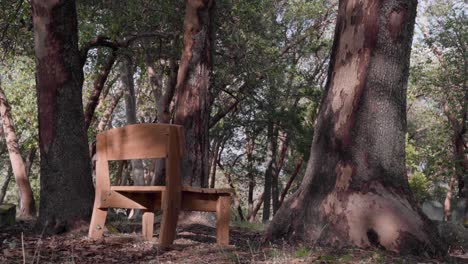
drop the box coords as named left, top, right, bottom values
left=181, top=192, right=218, bottom=212
left=159, top=126, right=182, bottom=247
left=182, top=186, right=233, bottom=194
left=104, top=124, right=170, bottom=160
left=95, top=133, right=111, bottom=190
left=216, top=196, right=231, bottom=246
left=98, top=190, right=147, bottom=210
left=111, top=186, right=166, bottom=193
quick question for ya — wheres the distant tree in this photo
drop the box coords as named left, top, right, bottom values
left=0, top=83, right=36, bottom=218
left=31, top=0, right=94, bottom=228
left=266, top=0, right=446, bottom=255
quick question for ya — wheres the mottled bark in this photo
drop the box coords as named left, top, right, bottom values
left=84, top=51, right=117, bottom=130
left=266, top=0, right=445, bottom=255
left=32, top=0, right=94, bottom=227
left=173, top=0, right=214, bottom=187
left=121, top=55, right=145, bottom=186
left=0, top=85, right=36, bottom=218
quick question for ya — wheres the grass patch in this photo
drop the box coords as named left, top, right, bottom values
left=294, top=246, right=310, bottom=258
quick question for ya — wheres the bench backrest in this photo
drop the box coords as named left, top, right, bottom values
left=95, top=123, right=185, bottom=190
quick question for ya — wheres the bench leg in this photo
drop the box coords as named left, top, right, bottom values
left=159, top=196, right=180, bottom=247
left=89, top=205, right=108, bottom=240
left=216, top=195, right=231, bottom=246
left=142, top=209, right=154, bottom=241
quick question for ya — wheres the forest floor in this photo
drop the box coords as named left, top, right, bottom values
left=1, top=217, right=467, bottom=264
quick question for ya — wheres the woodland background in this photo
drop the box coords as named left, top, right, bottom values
left=0, top=0, right=466, bottom=262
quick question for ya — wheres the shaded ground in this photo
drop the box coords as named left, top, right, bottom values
left=1, top=219, right=467, bottom=263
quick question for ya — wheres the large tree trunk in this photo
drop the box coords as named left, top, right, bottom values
left=121, top=55, right=145, bottom=186
left=265, top=0, right=445, bottom=255
left=173, top=0, right=214, bottom=187
left=32, top=0, right=94, bottom=228
left=0, top=85, right=36, bottom=218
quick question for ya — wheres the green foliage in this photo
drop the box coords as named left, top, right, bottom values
left=408, top=172, right=430, bottom=203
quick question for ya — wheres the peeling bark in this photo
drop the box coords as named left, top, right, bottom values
left=173, top=0, right=214, bottom=187
left=265, top=0, right=446, bottom=256
left=32, top=0, right=94, bottom=228
left=0, top=85, right=36, bottom=218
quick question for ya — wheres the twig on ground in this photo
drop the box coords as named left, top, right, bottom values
left=21, top=232, right=25, bottom=264
left=31, top=222, right=47, bottom=264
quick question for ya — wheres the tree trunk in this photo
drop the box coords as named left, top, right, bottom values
left=25, top=147, right=37, bottom=179
left=209, top=138, right=222, bottom=188
left=272, top=132, right=289, bottom=215
left=146, top=53, right=178, bottom=186
left=246, top=134, right=256, bottom=221
left=263, top=123, right=278, bottom=223
left=0, top=165, right=12, bottom=204
left=121, top=55, right=145, bottom=186
left=442, top=103, right=468, bottom=224
left=249, top=192, right=264, bottom=223
left=173, top=0, right=214, bottom=187
left=265, top=0, right=445, bottom=255
left=84, top=51, right=117, bottom=130
left=0, top=86, right=36, bottom=218
left=97, top=88, right=124, bottom=133
left=278, top=156, right=303, bottom=207
left=32, top=0, right=94, bottom=228
left=444, top=173, right=456, bottom=222
left=225, top=171, right=245, bottom=221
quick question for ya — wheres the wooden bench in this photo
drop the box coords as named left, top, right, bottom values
left=88, top=124, right=232, bottom=247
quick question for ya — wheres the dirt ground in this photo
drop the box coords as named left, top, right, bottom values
left=1, top=219, right=467, bottom=263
